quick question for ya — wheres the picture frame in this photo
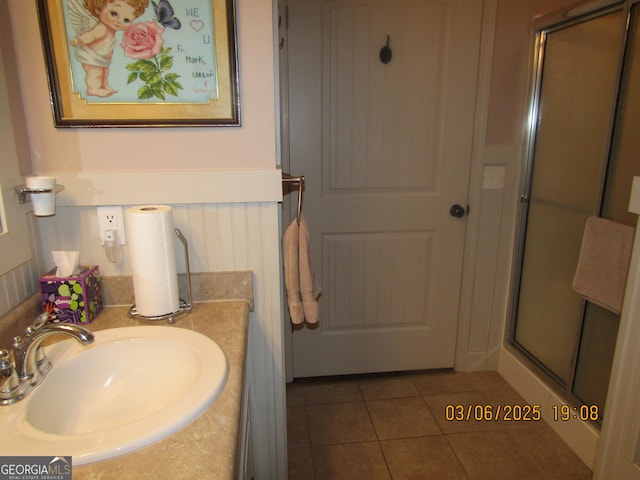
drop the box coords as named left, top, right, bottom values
left=36, top=0, right=240, bottom=127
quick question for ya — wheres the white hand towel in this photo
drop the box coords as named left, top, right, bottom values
left=299, top=214, right=321, bottom=324
left=573, top=216, right=634, bottom=314
left=283, top=219, right=304, bottom=324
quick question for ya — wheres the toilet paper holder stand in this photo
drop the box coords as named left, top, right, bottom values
left=127, top=228, right=193, bottom=324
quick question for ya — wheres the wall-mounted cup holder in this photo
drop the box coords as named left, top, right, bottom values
left=15, top=184, right=65, bottom=204
left=15, top=183, right=65, bottom=216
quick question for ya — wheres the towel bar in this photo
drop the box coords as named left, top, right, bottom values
left=282, top=172, right=305, bottom=224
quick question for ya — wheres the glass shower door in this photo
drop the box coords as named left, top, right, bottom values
left=572, top=1, right=640, bottom=417
left=513, top=9, right=625, bottom=387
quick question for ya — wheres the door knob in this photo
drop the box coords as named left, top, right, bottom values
left=449, top=204, right=467, bottom=218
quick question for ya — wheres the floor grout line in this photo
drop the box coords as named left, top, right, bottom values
left=359, top=380, right=394, bottom=480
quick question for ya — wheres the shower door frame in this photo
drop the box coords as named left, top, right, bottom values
left=507, top=0, right=634, bottom=414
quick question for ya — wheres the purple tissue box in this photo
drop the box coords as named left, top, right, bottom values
left=39, top=265, right=102, bottom=324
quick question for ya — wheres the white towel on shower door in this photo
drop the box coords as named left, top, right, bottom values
left=572, top=216, right=634, bottom=314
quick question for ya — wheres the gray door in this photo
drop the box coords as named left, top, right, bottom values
left=287, top=0, right=484, bottom=377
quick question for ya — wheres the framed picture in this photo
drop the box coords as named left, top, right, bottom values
left=36, top=0, right=240, bottom=127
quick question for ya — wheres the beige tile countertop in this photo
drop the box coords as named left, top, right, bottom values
left=71, top=300, right=250, bottom=479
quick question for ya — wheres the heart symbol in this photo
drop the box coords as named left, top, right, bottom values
left=190, top=20, right=205, bottom=32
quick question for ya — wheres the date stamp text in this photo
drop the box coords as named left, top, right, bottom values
left=444, top=404, right=541, bottom=422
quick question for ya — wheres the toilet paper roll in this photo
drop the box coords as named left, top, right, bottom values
left=125, top=205, right=180, bottom=317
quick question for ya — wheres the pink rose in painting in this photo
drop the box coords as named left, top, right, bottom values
left=121, top=22, right=165, bottom=60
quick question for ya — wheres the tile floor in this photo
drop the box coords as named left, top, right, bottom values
left=287, top=370, right=593, bottom=480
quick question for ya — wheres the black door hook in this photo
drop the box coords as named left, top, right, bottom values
left=380, top=36, right=392, bottom=64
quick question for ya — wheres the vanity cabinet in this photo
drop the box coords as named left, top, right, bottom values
left=65, top=301, right=251, bottom=479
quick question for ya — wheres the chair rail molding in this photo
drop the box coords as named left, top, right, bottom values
left=54, top=170, right=283, bottom=206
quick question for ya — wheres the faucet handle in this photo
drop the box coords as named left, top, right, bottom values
left=12, top=336, right=30, bottom=382
left=0, top=350, right=14, bottom=375
left=0, top=349, right=22, bottom=403
left=13, top=334, right=50, bottom=380
left=27, top=313, right=50, bottom=335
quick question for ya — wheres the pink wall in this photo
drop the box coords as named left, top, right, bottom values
left=8, top=0, right=587, bottom=173
left=7, top=0, right=277, bottom=173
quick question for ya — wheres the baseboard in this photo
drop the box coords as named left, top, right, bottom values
left=497, top=346, right=600, bottom=469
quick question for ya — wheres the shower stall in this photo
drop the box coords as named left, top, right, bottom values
left=509, top=0, right=640, bottom=425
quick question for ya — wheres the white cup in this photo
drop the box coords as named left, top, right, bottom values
left=26, top=176, right=57, bottom=216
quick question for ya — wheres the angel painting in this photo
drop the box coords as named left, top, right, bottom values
left=68, top=0, right=150, bottom=97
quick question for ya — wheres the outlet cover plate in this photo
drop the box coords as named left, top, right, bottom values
left=97, top=206, right=127, bottom=245
left=482, top=165, right=506, bottom=190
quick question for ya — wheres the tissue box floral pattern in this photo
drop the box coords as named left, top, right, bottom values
left=39, top=266, right=102, bottom=324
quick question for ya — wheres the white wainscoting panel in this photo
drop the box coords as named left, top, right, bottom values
left=0, top=213, right=50, bottom=316
left=0, top=260, right=37, bottom=317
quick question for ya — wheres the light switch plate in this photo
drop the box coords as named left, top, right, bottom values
left=482, top=165, right=506, bottom=190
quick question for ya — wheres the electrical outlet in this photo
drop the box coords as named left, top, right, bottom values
left=97, top=206, right=127, bottom=245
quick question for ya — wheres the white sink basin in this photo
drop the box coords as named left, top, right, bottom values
left=0, top=326, right=228, bottom=465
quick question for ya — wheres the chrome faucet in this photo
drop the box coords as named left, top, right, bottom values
left=0, top=313, right=94, bottom=405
